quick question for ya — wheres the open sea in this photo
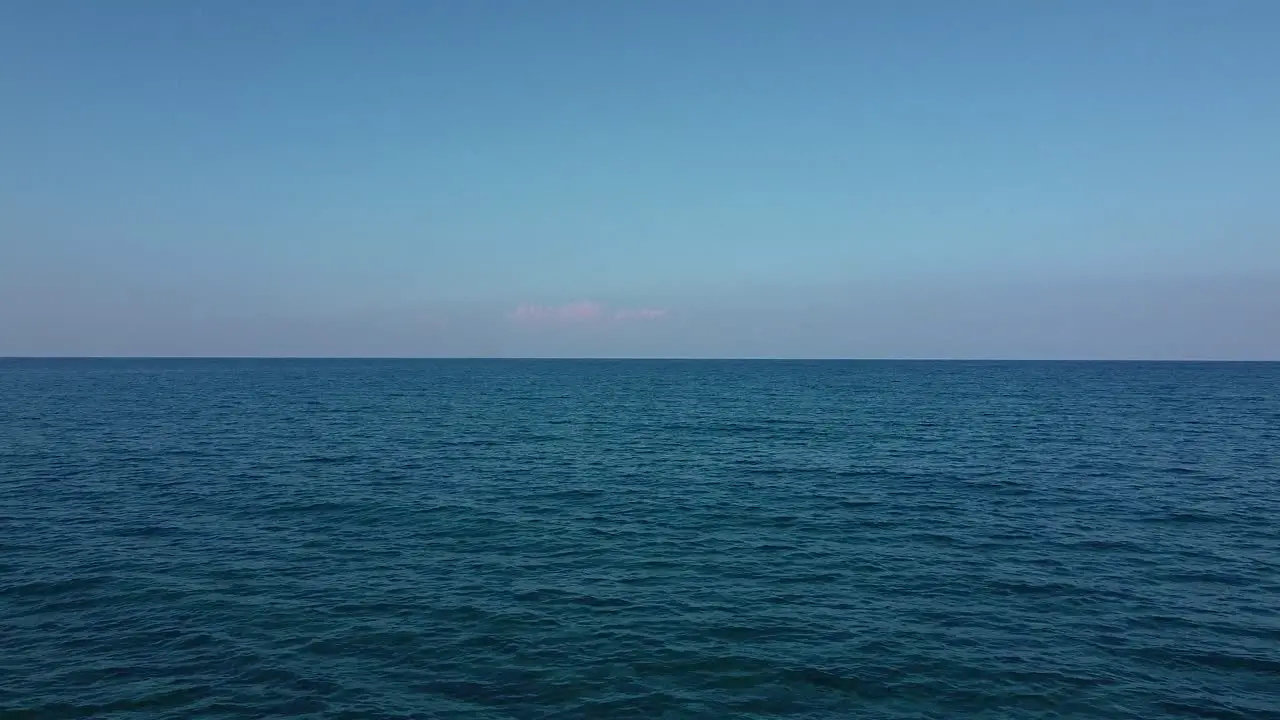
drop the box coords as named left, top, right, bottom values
left=1, top=359, right=1278, bottom=719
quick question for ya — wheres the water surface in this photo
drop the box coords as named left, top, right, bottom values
left=2, top=359, right=1278, bottom=718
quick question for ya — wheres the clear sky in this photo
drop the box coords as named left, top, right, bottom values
left=2, top=0, right=1277, bottom=358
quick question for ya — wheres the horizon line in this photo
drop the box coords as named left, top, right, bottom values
left=2, top=356, right=1278, bottom=363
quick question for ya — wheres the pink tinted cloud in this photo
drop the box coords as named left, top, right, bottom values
left=509, top=301, right=668, bottom=325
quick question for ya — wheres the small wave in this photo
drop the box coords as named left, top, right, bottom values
left=298, top=455, right=362, bottom=465
left=161, top=448, right=213, bottom=458
left=109, top=524, right=184, bottom=538
left=1158, top=700, right=1261, bottom=720
left=2, top=576, right=108, bottom=599
left=906, top=531, right=966, bottom=546
left=837, top=498, right=880, bottom=509
left=439, top=438, right=506, bottom=448
left=1160, top=570, right=1252, bottom=587
left=1064, top=538, right=1148, bottom=552
left=14, top=685, right=214, bottom=718
left=513, top=588, right=633, bottom=609
left=986, top=578, right=1088, bottom=598
left=263, top=501, right=360, bottom=515
left=705, top=623, right=807, bottom=643
left=1168, top=648, right=1280, bottom=675
left=782, top=667, right=890, bottom=698
left=1143, top=511, right=1228, bottom=525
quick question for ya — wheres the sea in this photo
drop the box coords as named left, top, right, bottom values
left=1, top=359, right=1278, bottom=719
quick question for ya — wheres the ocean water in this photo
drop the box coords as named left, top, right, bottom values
left=2, top=359, right=1278, bottom=720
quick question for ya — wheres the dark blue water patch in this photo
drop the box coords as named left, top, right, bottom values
left=2, top=359, right=1279, bottom=719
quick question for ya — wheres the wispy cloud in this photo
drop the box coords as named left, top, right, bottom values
left=613, top=308, right=668, bottom=321
left=511, top=301, right=605, bottom=323
left=509, top=301, right=668, bottom=325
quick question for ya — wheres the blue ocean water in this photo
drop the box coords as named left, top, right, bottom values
left=1, top=359, right=1278, bottom=719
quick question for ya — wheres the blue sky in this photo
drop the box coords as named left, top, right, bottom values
left=2, top=0, right=1277, bottom=358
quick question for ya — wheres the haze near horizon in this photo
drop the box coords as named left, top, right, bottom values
left=2, top=1, right=1278, bottom=359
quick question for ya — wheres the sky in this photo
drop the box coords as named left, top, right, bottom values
left=2, top=0, right=1278, bottom=358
